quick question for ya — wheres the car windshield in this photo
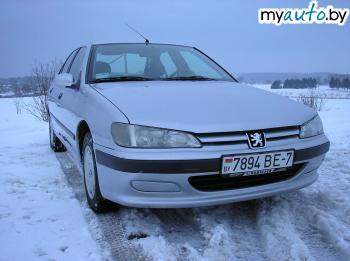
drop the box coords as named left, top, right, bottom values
left=88, top=43, right=234, bottom=83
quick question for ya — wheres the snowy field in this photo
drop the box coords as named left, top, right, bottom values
left=252, top=84, right=350, bottom=100
left=0, top=87, right=350, bottom=260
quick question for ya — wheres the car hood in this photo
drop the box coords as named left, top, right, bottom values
left=92, top=81, right=316, bottom=133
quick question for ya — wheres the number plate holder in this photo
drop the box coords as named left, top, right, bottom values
left=221, top=150, right=294, bottom=177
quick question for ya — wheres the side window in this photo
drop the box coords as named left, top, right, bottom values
left=60, top=49, right=79, bottom=74
left=69, top=47, right=87, bottom=83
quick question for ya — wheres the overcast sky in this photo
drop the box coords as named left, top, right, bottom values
left=1, top=0, right=349, bottom=77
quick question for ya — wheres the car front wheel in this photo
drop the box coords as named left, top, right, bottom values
left=82, top=132, right=114, bottom=212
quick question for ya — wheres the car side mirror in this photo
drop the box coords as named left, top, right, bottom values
left=54, top=73, right=75, bottom=88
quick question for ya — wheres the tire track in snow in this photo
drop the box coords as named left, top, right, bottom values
left=282, top=149, right=350, bottom=260
left=285, top=190, right=350, bottom=260
left=55, top=152, right=146, bottom=261
left=255, top=148, right=350, bottom=261
left=227, top=201, right=266, bottom=260
left=291, top=199, right=350, bottom=261
left=193, top=206, right=238, bottom=260
left=193, top=202, right=265, bottom=261
left=150, top=208, right=207, bottom=260
left=117, top=208, right=179, bottom=261
left=256, top=197, right=314, bottom=261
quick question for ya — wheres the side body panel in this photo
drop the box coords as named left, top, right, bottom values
left=49, top=44, right=129, bottom=167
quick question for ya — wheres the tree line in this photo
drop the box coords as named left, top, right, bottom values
left=329, top=77, right=350, bottom=90
left=271, top=76, right=350, bottom=90
left=0, top=77, right=33, bottom=95
left=271, top=78, right=317, bottom=89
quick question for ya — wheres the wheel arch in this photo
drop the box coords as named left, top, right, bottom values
left=76, top=120, right=91, bottom=160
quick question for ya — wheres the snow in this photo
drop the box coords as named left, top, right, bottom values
left=1, top=87, right=350, bottom=261
left=0, top=98, right=102, bottom=260
left=252, top=84, right=350, bottom=99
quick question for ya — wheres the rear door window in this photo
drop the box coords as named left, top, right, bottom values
left=68, top=47, right=87, bottom=83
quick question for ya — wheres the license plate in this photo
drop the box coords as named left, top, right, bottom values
left=221, top=150, right=294, bottom=176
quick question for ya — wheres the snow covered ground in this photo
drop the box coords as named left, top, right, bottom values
left=0, top=88, right=350, bottom=260
left=0, top=99, right=102, bottom=260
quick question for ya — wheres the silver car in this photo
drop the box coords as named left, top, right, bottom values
left=48, top=43, right=329, bottom=212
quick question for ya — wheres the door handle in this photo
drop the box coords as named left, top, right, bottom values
left=58, top=93, right=63, bottom=100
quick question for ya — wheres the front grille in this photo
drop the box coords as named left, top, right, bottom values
left=196, top=126, right=300, bottom=146
left=188, top=164, right=304, bottom=192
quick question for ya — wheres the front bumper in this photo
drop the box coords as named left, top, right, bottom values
left=94, top=135, right=329, bottom=208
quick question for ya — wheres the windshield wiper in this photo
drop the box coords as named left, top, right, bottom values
left=90, top=76, right=154, bottom=83
left=161, top=76, right=217, bottom=81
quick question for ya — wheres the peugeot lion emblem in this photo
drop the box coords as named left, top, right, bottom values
left=246, top=131, right=266, bottom=149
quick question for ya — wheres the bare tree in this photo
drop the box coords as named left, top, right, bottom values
left=296, top=88, right=326, bottom=111
left=13, top=97, right=22, bottom=114
left=24, top=60, right=61, bottom=121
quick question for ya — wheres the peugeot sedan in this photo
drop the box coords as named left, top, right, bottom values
left=48, top=43, right=329, bottom=212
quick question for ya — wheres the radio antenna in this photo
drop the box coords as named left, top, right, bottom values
left=125, top=23, right=149, bottom=45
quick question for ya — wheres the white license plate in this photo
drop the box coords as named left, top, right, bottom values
left=221, top=150, right=294, bottom=176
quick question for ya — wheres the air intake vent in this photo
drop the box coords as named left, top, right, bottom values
left=188, top=164, right=304, bottom=192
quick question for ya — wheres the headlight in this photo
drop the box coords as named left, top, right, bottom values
left=111, top=123, right=201, bottom=148
left=300, top=115, right=324, bottom=138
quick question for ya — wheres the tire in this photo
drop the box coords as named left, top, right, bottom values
left=49, top=116, right=66, bottom=152
left=82, top=132, right=114, bottom=213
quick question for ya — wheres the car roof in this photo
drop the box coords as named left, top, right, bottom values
left=84, top=42, right=195, bottom=49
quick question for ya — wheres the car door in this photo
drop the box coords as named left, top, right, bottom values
left=58, top=47, right=87, bottom=155
left=48, top=48, right=79, bottom=148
